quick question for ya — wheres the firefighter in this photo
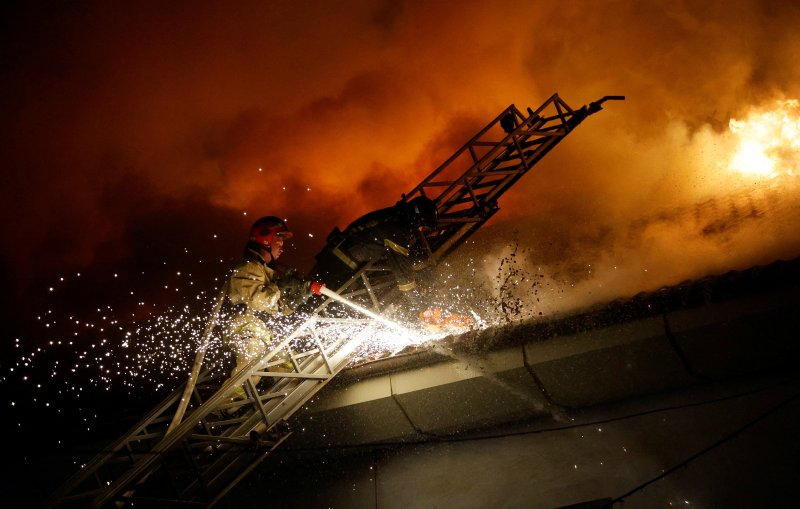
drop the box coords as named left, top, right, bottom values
left=223, top=216, right=323, bottom=409
left=311, top=195, right=438, bottom=296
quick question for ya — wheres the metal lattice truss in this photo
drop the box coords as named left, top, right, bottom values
left=407, top=93, right=624, bottom=265
left=46, top=264, right=399, bottom=509
left=46, top=94, right=621, bottom=509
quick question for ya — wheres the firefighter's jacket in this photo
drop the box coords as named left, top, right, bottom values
left=225, top=247, right=292, bottom=346
left=310, top=196, right=437, bottom=291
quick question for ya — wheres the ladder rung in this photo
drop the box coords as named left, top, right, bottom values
left=438, top=217, right=482, bottom=224
left=420, top=180, right=457, bottom=187
left=253, top=371, right=331, bottom=380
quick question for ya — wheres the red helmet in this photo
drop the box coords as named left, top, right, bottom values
left=249, top=216, right=293, bottom=248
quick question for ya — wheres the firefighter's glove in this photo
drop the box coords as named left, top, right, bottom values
left=277, top=273, right=307, bottom=307
left=276, top=274, right=304, bottom=293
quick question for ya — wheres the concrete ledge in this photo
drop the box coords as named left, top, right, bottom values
left=667, top=286, right=800, bottom=379
left=294, top=260, right=800, bottom=446
left=528, top=316, right=695, bottom=408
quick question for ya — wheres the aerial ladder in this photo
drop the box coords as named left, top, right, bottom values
left=45, top=93, right=622, bottom=509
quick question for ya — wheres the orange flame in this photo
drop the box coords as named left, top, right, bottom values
left=727, top=100, right=800, bottom=178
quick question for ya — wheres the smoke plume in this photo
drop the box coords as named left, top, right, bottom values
left=2, top=0, right=799, bottom=322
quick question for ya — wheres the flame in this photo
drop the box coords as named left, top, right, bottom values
left=727, top=100, right=800, bottom=178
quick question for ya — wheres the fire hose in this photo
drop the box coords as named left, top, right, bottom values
left=317, top=285, right=413, bottom=336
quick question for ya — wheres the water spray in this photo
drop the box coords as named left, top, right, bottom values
left=318, top=286, right=419, bottom=341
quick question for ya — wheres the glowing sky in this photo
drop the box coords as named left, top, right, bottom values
left=2, top=0, right=800, bottom=427
left=3, top=0, right=799, bottom=313
left=3, top=6, right=800, bottom=501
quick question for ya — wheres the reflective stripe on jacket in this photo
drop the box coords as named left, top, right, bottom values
left=228, top=248, right=283, bottom=313
left=225, top=247, right=293, bottom=342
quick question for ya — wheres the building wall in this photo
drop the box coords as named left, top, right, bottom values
left=221, top=371, right=800, bottom=509
left=219, top=269, right=800, bottom=509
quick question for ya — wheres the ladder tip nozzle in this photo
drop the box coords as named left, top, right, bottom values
left=596, top=95, right=625, bottom=103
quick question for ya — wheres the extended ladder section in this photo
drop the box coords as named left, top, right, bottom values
left=406, top=93, right=623, bottom=265
left=46, top=94, right=620, bottom=508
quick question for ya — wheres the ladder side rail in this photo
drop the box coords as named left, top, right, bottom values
left=179, top=429, right=291, bottom=506
left=412, top=115, right=548, bottom=229
left=253, top=370, right=330, bottom=381
left=313, top=260, right=386, bottom=315
left=179, top=440, right=213, bottom=503
left=420, top=103, right=578, bottom=257
left=530, top=93, right=566, bottom=118
left=420, top=135, right=518, bottom=209
left=311, top=328, right=334, bottom=374
left=510, top=132, right=533, bottom=173
left=90, top=306, right=371, bottom=508
left=168, top=282, right=229, bottom=432
left=406, top=105, right=519, bottom=198
left=247, top=331, right=365, bottom=431
left=151, top=444, right=202, bottom=504
left=473, top=168, right=530, bottom=178
left=428, top=106, right=595, bottom=263
left=54, top=488, right=108, bottom=507
left=180, top=327, right=368, bottom=501
left=85, top=322, right=320, bottom=508
left=462, top=178, right=482, bottom=213
left=195, top=342, right=346, bottom=476
left=289, top=344, right=325, bottom=361
left=205, top=434, right=294, bottom=508
left=480, top=138, right=566, bottom=205
left=45, top=388, right=185, bottom=508
left=431, top=135, right=569, bottom=262
left=428, top=208, right=500, bottom=263
left=481, top=120, right=578, bottom=206
left=361, top=270, right=381, bottom=310
left=407, top=99, right=550, bottom=204
left=433, top=106, right=568, bottom=212
left=409, top=105, right=524, bottom=197
left=436, top=216, right=484, bottom=224
left=231, top=321, right=369, bottom=437
left=441, top=174, right=520, bottom=206
left=337, top=276, right=396, bottom=306
left=441, top=184, right=513, bottom=208
left=467, top=143, right=478, bottom=163
left=189, top=377, right=226, bottom=440
left=245, top=376, right=272, bottom=425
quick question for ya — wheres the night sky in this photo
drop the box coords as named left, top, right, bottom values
left=1, top=0, right=800, bottom=503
